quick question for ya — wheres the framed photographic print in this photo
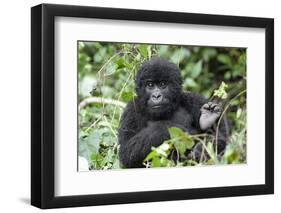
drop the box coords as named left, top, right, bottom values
left=31, top=3, right=274, bottom=209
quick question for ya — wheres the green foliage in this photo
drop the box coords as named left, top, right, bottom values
left=213, top=82, right=228, bottom=99
left=143, top=127, right=196, bottom=168
left=78, top=41, right=247, bottom=170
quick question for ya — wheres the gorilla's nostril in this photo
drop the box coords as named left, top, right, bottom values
left=152, top=94, right=162, bottom=100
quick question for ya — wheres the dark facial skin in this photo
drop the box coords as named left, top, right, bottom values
left=145, top=80, right=170, bottom=113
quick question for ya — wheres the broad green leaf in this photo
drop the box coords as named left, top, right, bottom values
left=160, top=157, right=175, bottom=167
left=170, top=48, right=190, bottom=64
left=91, top=153, right=104, bottom=168
left=183, top=78, right=198, bottom=89
left=236, top=108, right=242, bottom=118
left=155, top=143, right=171, bottom=157
left=116, top=58, right=126, bottom=69
left=78, top=42, right=85, bottom=50
left=217, top=54, right=232, bottom=67
left=79, top=75, right=97, bottom=97
left=78, top=130, right=100, bottom=161
left=94, top=47, right=106, bottom=63
left=151, top=157, right=161, bottom=167
left=104, top=62, right=117, bottom=76
left=202, top=48, right=217, bottom=61
left=168, top=127, right=194, bottom=157
left=190, top=60, right=202, bottom=78
left=168, top=127, right=194, bottom=149
left=144, top=150, right=157, bottom=162
left=144, top=142, right=172, bottom=162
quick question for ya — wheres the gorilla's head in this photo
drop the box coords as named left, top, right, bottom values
left=135, top=58, right=183, bottom=119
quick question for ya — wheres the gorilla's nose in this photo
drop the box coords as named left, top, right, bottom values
left=152, top=93, right=163, bottom=103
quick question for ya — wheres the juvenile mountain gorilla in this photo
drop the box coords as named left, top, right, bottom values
left=118, top=58, right=228, bottom=168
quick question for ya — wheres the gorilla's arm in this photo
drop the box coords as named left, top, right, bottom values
left=181, top=92, right=228, bottom=158
left=119, top=122, right=170, bottom=168
left=181, top=92, right=208, bottom=130
left=118, top=102, right=170, bottom=168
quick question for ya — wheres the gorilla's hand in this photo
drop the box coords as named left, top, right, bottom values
left=199, top=102, right=221, bottom=131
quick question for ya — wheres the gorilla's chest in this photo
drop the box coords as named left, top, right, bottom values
left=170, top=107, right=193, bottom=127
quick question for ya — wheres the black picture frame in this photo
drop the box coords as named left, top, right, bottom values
left=31, top=3, right=274, bottom=209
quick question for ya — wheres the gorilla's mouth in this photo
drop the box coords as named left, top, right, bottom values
left=150, top=104, right=170, bottom=111
left=151, top=105, right=162, bottom=109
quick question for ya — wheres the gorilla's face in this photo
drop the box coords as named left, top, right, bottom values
left=145, top=80, right=171, bottom=114
left=135, top=58, right=183, bottom=119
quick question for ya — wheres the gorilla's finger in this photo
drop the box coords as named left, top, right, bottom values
left=201, top=103, right=209, bottom=110
left=207, top=102, right=213, bottom=106
left=213, top=105, right=221, bottom=113
left=210, top=103, right=218, bottom=110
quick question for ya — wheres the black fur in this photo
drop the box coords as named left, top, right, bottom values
left=118, top=58, right=228, bottom=168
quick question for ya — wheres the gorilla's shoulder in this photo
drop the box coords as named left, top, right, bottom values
left=119, top=99, right=145, bottom=131
left=181, top=92, right=207, bottom=101
left=124, top=100, right=136, bottom=111
left=122, top=99, right=141, bottom=118
left=180, top=91, right=208, bottom=107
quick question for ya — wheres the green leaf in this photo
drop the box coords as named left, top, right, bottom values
left=202, top=48, right=217, bottom=61
left=236, top=108, right=242, bottom=119
left=79, top=130, right=101, bottom=161
left=112, top=159, right=121, bottom=169
left=190, top=60, right=202, bottom=78
left=104, top=62, right=117, bottom=76
left=116, top=58, right=126, bottom=69
left=144, top=150, right=157, bottom=162
left=121, top=91, right=136, bottom=102
left=91, top=153, right=104, bottom=168
left=158, top=45, right=169, bottom=57
left=155, top=143, right=171, bottom=157
left=223, top=146, right=240, bottom=163
left=151, top=157, right=161, bottom=167
left=94, top=47, right=106, bottom=63
left=144, top=142, right=172, bottom=162
left=183, top=78, right=198, bottom=89
left=168, top=127, right=194, bottom=157
left=101, top=134, right=115, bottom=146
left=203, top=142, right=218, bottom=163
left=160, top=157, right=175, bottom=167
left=138, top=44, right=151, bottom=58
left=170, top=48, right=190, bottom=65
left=213, top=81, right=228, bottom=99
left=168, top=127, right=194, bottom=148
left=217, top=54, right=232, bottom=67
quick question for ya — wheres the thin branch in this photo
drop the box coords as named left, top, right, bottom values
left=215, top=89, right=246, bottom=155
left=79, top=97, right=126, bottom=110
left=110, top=71, right=133, bottom=123
left=103, top=115, right=118, bottom=138
left=84, top=116, right=102, bottom=133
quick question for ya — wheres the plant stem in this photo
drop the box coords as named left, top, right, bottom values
left=215, top=89, right=246, bottom=155
left=79, top=97, right=126, bottom=110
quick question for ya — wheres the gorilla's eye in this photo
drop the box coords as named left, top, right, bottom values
left=159, top=81, right=167, bottom=88
left=146, top=81, right=154, bottom=88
